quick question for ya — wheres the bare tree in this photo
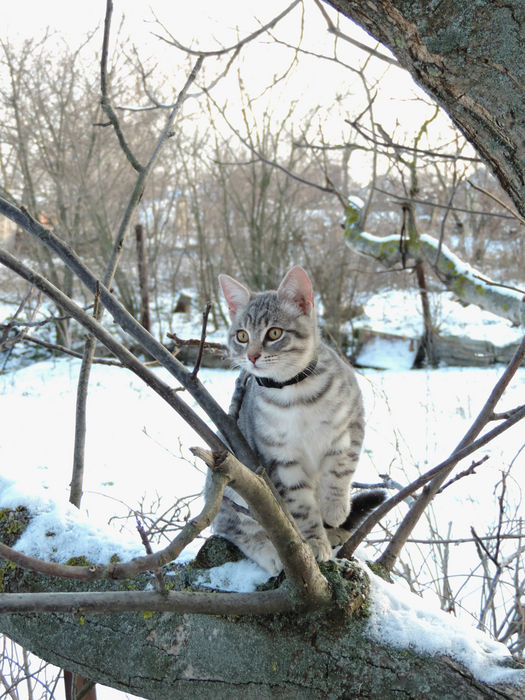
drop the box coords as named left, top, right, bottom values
left=1, top=1, right=525, bottom=697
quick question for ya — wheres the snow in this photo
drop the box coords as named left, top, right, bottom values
left=356, top=334, right=418, bottom=370
left=0, top=476, right=145, bottom=565
left=1, top=287, right=524, bottom=696
left=358, top=288, right=524, bottom=345
left=363, top=560, right=524, bottom=686
left=195, top=560, right=271, bottom=593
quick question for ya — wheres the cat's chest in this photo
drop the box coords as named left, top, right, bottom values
left=245, top=384, right=338, bottom=472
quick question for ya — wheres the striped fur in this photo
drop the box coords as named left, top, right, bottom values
left=208, top=267, right=364, bottom=575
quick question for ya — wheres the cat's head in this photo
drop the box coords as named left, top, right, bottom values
left=219, top=267, right=318, bottom=382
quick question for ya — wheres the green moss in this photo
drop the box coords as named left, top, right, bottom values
left=319, top=559, right=369, bottom=618
left=65, top=556, right=90, bottom=567
left=0, top=561, right=18, bottom=592
left=193, top=535, right=245, bottom=570
left=366, top=561, right=392, bottom=583
left=345, top=204, right=360, bottom=228
left=0, top=507, right=30, bottom=547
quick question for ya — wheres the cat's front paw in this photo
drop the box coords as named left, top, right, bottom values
left=322, top=502, right=350, bottom=529
left=254, top=547, right=283, bottom=577
left=307, top=535, right=333, bottom=562
left=325, top=526, right=350, bottom=547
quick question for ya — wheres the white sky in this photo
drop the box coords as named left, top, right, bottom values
left=3, top=1, right=465, bottom=185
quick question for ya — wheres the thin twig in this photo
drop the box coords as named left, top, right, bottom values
left=437, top=455, right=490, bottom=494
left=191, top=302, right=212, bottom=380
left=351, top=121, right=483, bottom=163
left=0, top=329, right=123, bottom=366
left=373, top=186, right=518, bottom=219
left=313, top=0, right=400, bottom=67
left=152, top=1, right=301, bottom=58
left=136, top=517, right=167, bottom=594
left=375, top=333, right=525, bottom=572
left=472, top=275, right=525, bottom=297
left=99, top=0, right=142, bottom=173
left=467, top=179, right=525, bottom=225
left=366, top=533, right=525, bottom=545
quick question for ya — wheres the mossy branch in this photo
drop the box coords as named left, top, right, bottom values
left=344, top=199, right=525, bottom=326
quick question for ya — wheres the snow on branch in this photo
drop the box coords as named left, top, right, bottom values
left=344, top=198, right=525, bottom=326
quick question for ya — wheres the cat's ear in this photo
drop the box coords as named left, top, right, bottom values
left=219, top=274, right=251, bottom=319
left=277, top=266, right=314, bottom=314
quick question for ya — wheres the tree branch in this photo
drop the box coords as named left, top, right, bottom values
left=0, top=468, right=230, bottom=585
left=152, top=1, right=302, bottom=58
left=99, top=0, right=143, bottom=173
left=191, top=448, right=331, bottom=607
left=338, top=400, right=525, bottom=559
left=0, top=245, right=226, bottom=453
left=72, top=5, right=204, bottom=507
left=344, top=197, right=525, bottom=325
left=0, top=589, right=292, bottom=616
left=376, top=333, right=525, bottom=571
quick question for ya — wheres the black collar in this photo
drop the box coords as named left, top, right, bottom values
left=254, top=358, right=318, bottom=389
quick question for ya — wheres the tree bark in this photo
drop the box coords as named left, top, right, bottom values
left=326, top=1, right=525, bottom=219
left=135, top=223, right=151, bottom=333
left=0, top=567, right=521, bottom=700
left=1, top=512, right=521, bottom=699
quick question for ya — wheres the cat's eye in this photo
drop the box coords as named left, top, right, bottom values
left=266, top=327, right=283, bottom=341
left=236, top=329, right=249, bottom=343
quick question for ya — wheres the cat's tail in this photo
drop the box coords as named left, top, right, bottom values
left=341, top=489, right=387, bottom=531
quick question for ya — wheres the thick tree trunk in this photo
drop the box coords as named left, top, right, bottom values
left=0, top=521, right=521, bottom=700
left=327, top=0, right=525, bottom=220
left=0, top=583, right=521, bottom=700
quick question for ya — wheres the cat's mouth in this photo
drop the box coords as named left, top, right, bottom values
left=243, top=354, right=310, bottom=382
left=244, top=358, right=267, bottom=374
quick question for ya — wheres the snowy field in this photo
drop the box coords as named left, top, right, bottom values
left=1, top=289, right=524, bottom=696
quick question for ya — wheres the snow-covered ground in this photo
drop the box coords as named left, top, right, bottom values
left=1, top=289, right=524, bottom=696
left=358, top=288, right=524, bottom=345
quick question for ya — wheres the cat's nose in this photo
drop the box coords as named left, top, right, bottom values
left=248, top=353, right=261, bottom=365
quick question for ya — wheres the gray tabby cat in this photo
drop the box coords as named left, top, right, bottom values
left=210, top=266, right=369, bottom=575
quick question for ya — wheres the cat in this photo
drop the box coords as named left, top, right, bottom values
left=208, top=266, right=377, bottom=575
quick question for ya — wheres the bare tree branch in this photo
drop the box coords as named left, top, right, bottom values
left=191, top=302, right=212, bottom=380
left=0, top=328, right=123, bottom=367
left=99, top=0, right=142, bottom=173
left=191, top=448, right=331, bottom=606
left=338, top=399, right=525, bottom=559
left=314, top=0, right=400, bottom=67
left=72, top=38, right=204, bottom=506
left=0, top=244, right=226, bottom=452
left=152, top=1, right=302, bottom=58
left=0, top=589, right=292, bottom=616
left=467, top=179, right=525, bottom=226
left=376, top=333, right=525, bottom=572
left=205, top=93, right=343, bottom=203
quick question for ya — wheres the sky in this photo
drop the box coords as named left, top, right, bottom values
left=2, top=0, right=466, bottom=185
